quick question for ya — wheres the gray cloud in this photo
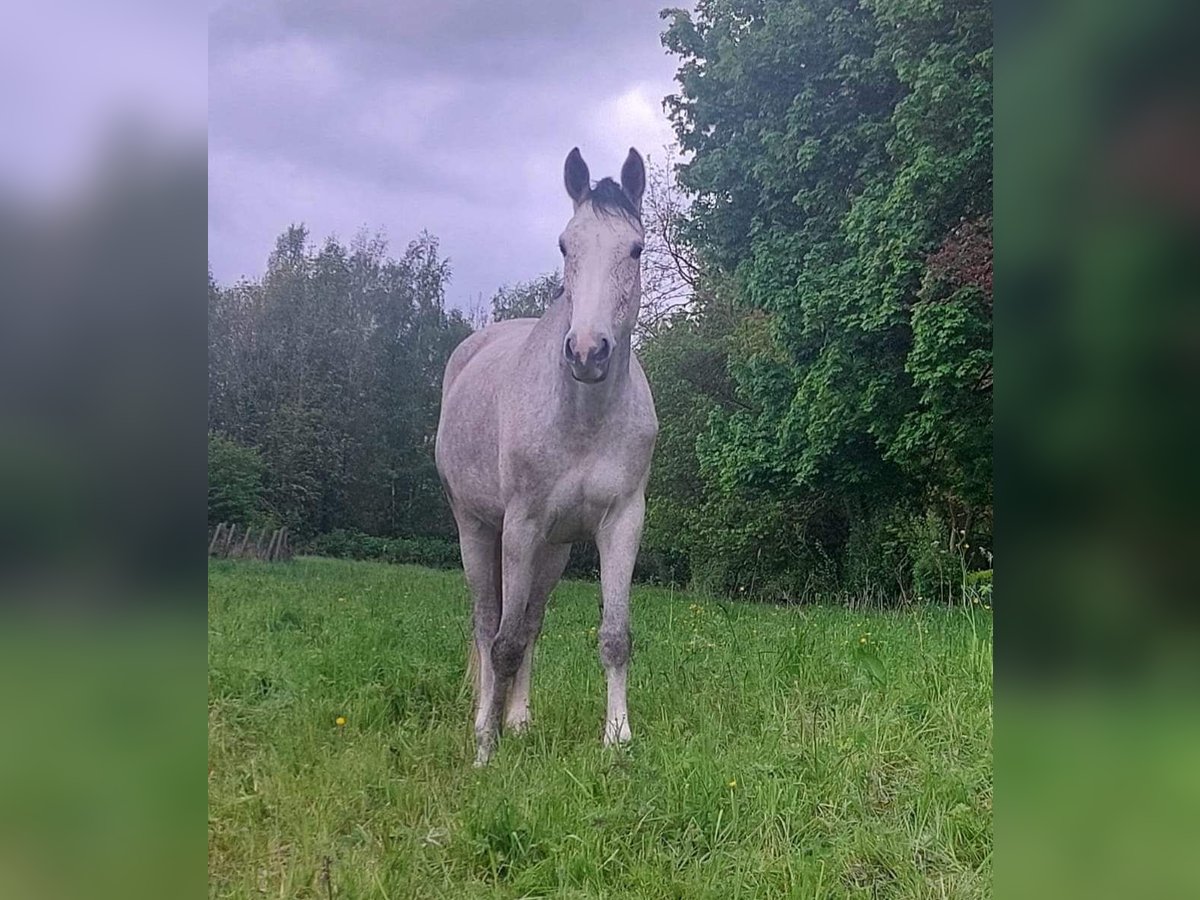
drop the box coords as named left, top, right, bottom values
left=208, top=0, right=685, bottom=308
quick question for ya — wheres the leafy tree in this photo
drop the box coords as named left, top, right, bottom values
left=208, top=432, right=266, bottom=526
left=491, top=272, right=562, bottom=321
left=658, top=0, right=992, bottom=598
left=208, top=227, right=469, bottom=539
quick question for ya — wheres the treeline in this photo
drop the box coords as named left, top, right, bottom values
left=208, top=0, right=991, bottom=603
left=208, top=227, right=469, bottom=547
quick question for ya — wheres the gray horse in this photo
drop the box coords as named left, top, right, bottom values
left=435, top=147, right=658, bottom=765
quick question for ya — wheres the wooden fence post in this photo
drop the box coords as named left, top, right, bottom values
left=237, top=526, right=253, bottom=558
left=208, top=523, right=225, bottom=556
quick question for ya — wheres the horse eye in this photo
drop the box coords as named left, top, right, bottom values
left=631, top=243, right=643, bottom=259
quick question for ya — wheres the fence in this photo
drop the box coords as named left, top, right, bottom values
left=208, top=522, right=292, bottom=562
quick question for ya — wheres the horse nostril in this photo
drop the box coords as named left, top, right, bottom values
left=564, top=335, right=576, bottom=361
left=593, top=337, right=611, bottom=364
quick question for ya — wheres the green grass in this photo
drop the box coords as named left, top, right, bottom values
left=208, top=557, right=992, bottom=898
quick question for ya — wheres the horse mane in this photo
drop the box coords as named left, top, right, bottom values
left=587, top=177, right=640, bottom=222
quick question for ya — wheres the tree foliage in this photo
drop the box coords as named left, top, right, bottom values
left=208, top=226, right=470, bottom=539
left=207, top=432, right=266, bottom=528
left=491, top=272, right=563, bottom=322
left=642, top=0, right=993, bottom=599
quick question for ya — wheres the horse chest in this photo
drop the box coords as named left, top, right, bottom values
left=541, top=455, right=634, bottom=542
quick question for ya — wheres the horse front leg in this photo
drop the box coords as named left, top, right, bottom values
left=475, top=512, right=545, bottom=765
left=505, top=542, right=571, bottom=733
left=455, top=519, right=502, bottom=758
left=595, top=496, right=645, bottom=746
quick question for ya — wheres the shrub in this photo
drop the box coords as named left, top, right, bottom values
left=300, top=521, right=992, bottom=607
left=208, top=432, right=267, bottom=527
left=964, top=568, right=993, bottom=607
left=683, top=491, right=843, bottom=603
left=842, top=506, right=915, bottom=605
left=383, top=536, right=461, bottom=569
left=304, top=529, right=460, bottom=569
left=305, top=530, right=686, bottom=585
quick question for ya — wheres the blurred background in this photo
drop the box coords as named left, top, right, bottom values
left=0, top=0, right=1196, bottom=896
left=0, top=2, right=206, bottom=899
left=998, top=0, right=1200, bottom=896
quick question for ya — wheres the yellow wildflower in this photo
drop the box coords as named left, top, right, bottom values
left=335, top=716, right=346, bottom=727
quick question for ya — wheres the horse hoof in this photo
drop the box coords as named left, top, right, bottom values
left=603, top=720, right=632, bottom=746
left=474, top=733, right=496, bottom=767
left=505, top=713, right=532, bottom=735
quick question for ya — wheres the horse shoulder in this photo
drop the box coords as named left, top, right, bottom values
left=442, top=318, right=538, bottom=399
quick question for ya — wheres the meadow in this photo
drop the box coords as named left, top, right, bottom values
left=208, top=558, right=992, bottom=898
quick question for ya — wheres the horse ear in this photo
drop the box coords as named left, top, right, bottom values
left=620, top=147, right=645, bottom=211
left=564, top=147, right=591, bottom=208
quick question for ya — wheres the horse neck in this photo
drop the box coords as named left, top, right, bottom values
left=529, top=296, right=632, bottom=423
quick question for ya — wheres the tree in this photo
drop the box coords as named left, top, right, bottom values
left=658, top=0, right=993, bottom=598
left=638, top=149, right=703, bottom=333
left=208, top=432, right=266, bottom=526
left=491, top=272, right=563, bottom=321
left=207, top=227, right=470, bottom=539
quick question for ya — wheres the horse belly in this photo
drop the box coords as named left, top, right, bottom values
left=435, top=369, right=505, bottom=527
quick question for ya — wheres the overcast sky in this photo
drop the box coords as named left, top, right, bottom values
left=208, top=1, right=686, bottom=310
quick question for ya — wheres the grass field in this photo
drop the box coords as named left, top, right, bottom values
left=208, top=557, right=992, bottom=898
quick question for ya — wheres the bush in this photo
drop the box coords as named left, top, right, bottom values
left=681, top=495, right=992, bottom=607
left=305, top=529, right=686, bottom=585
left=304, top=529, right=460, bottom=569
left=844, top=507, right=985, bottom=605
left=964, top=568, right=993, bottom=608
left=208, top=432, right=267, bottom=527
left=842, top=506, right=914, bottom=605
left=301, top=522, right=994, bottom=606
left=384, top=536, right=461, bottom=569
left=904, top=511, right=962, bottom=604
left=683, top=492, right=843, bottom=603
left=558, top=543, right=680, bottom=585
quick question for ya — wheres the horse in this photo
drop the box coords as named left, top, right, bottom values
left=435, top=147, right=658, bottom=765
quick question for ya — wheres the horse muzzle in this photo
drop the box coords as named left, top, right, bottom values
left=564, top=331, right=612, bottom=383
